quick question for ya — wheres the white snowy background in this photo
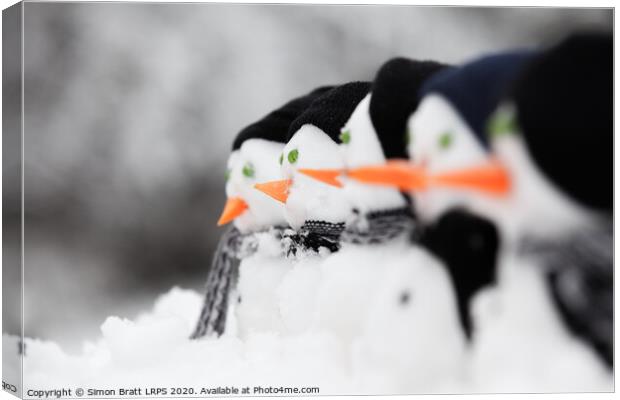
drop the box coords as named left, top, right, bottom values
left=3, top=3, right=613, bottom=396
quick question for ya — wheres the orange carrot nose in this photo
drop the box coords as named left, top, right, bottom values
left=430, top=161, right=511, bottom=196
left=347, top=159, right=427, bottom=191
left=217, top=197, right=248, bottom=226
left=254, top=179, right=292, bottom=203
left=297, top=169, right=344, bottom=188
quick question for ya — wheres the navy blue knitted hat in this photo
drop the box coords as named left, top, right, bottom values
left=232, top=86, right=333, bottom=150
left=418, top=50, right=535, bottom=147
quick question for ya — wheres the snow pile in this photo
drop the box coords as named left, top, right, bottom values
left=17, top=288, right=351, bottom=394
left=13, top=240, right=613, bottom=395
left=15, top=240, right=470, bottom=395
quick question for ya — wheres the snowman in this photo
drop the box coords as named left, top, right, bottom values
left=348, top=34, right=613, bottom=391
left=191, top=86, right=331, bottom=338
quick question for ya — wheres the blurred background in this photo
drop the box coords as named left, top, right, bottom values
left=5, top=3, right=611, bottom=350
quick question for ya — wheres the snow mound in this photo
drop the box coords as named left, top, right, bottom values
left=13, top=245, right=613, bottom=395
left=18, top=288, right=352, bottom=394
left=16, top=241, right=468, bottom=396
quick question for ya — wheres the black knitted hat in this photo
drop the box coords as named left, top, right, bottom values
left=370, top=57, right=449, bottom=159
left=232, top=86, right=333, bottom=150
left=510, top=32, right=612, bottom=213
left=287, top=82, right=372, bottom=143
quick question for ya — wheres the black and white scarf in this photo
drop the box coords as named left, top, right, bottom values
left=518, top=220, right=613, bottom=368
left=282, top=206, right=415, bottom=256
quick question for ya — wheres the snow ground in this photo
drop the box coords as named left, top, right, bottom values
left=13, top=288, right=351, bottom=394
left=10, top=241, right=613, bottom=396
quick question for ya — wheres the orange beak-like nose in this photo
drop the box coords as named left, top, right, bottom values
left=347, top=158, right=511, bottom=197
left=430, top=160, right=511, bottom=196
left=254, top=179, right=293, bottom=203
left=297, top=169, right=344, bottom=188
left=217, top=197, right=249, bottom=226
left=347, top=159, right=427, bottom=191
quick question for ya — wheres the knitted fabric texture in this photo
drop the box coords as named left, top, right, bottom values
left=518, top=220, right=613, bottom=368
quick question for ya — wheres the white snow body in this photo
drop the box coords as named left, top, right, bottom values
left=233, top=231, right=291, bottom=338
left=236, top=227, right=467, bottom=392
left=465, top=126, right=612, bottom=391
left=276, top=253, right=325, bottom=335
left=226, top=139, right=286, bottom=233
left=351, top=245, right=467, bottom=394
left=467, top=252, right=612, bottom=393
left=224, top=139, right=293, bottom=338
left=313, top=243, right=395, bottom=348
left=243, top=235, right=468, bottom=392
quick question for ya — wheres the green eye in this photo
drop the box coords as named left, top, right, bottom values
left=488, top=107, right=518, bottom=138
left=405, top=128, right=412, bottom=146
left=224, top=169, right=231, bottom=181
left=438, top=132, right=453, bottom=150
left=288, top=149, right=299, bottom=164
left=242, top=162, right=255, bottom=178
left=279, top=153, right=284, bottom=165
left=339, top=130, right=351, bottom=144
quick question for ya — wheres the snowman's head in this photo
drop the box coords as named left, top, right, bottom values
left=217, top=85, right=334, bottom=231
left=409, top=51, right=538, bottom=223
left=404, top=94, right=489, bottom=222
left=220, top=139, right=286, bottom=233
left=276, top=124, right=350, bottom=230
left=254, top=82, right=371, bottom=230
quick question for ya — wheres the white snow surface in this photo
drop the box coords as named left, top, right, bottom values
left=11, top=237, right=612, bottom=395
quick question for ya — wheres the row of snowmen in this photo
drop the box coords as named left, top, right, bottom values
left=192, top=32, right=613, bottom=393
